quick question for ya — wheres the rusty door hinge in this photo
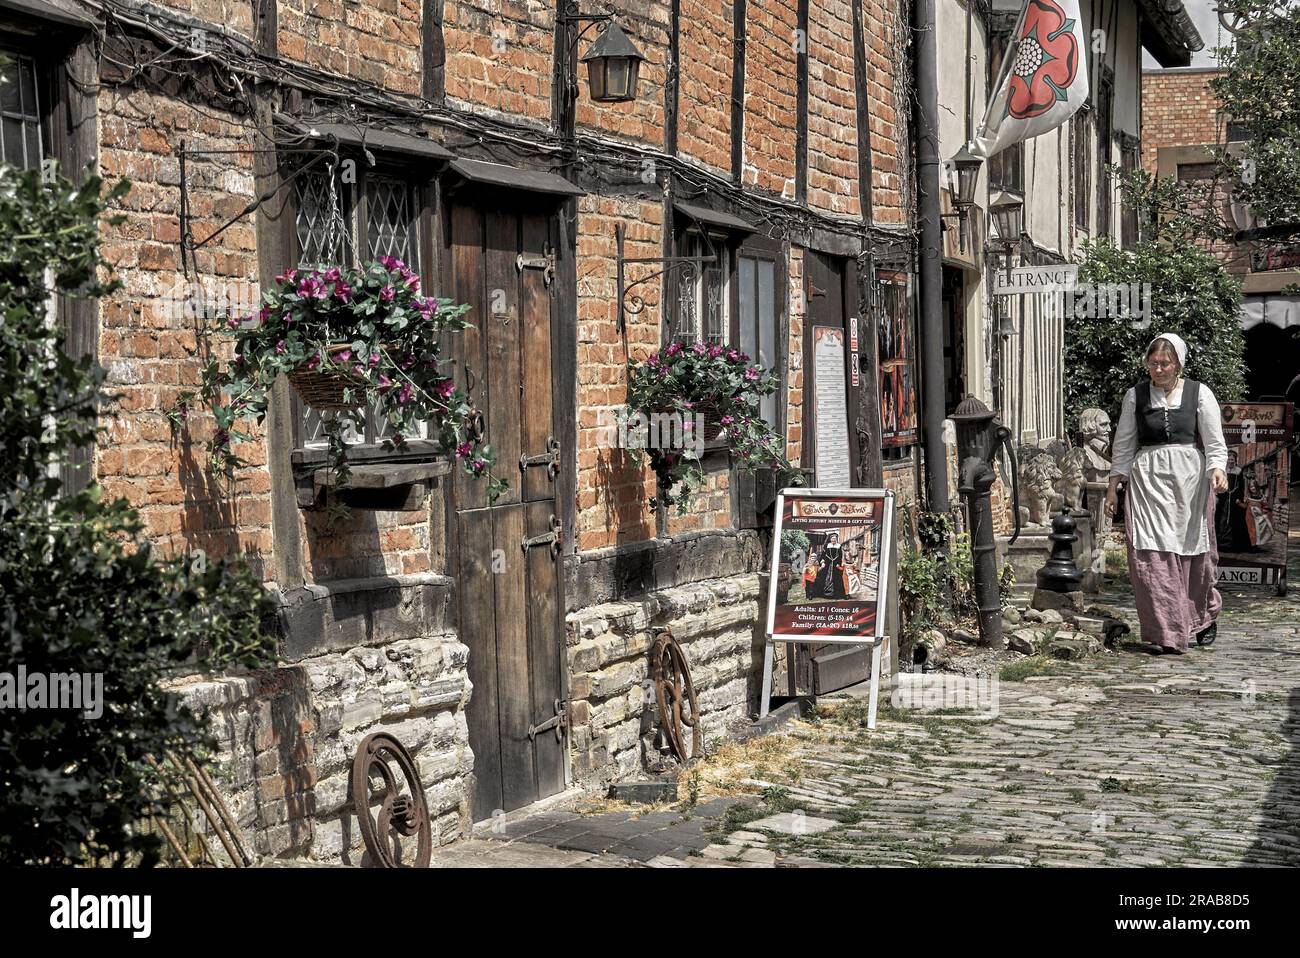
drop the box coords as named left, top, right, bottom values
left=519, top=435, right=560, bottom=481
left=528, top=699, right=568, bottom=742
left=520, top=513, right=563, bottom=559
left=516, top=245, right=555, bottom=287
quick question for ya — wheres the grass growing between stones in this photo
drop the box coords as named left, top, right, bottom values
left=1000, top=655, right=1069, bottom=682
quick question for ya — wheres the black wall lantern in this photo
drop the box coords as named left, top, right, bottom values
left=989, top=187, right=1024, bottom=280
left=940, top=142, right=983, bottom=253
left=559, top=5, right=647, bottom=106
left=581, top=22, right=646, bottom=104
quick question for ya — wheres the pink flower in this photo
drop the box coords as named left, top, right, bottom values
left=647, top=353, right=660, bottom=366
left=258, top=305, right=273, bottom=324
left=726, top=349, right=740, bottom=361
left=305, top=353, right=321, bottom=371
left=471, top=458, right=487, bottom=474
left=297, top=275, right=327, bottom=300
left=721, top=415, right=734, bottom=425
left=666, top=342, right=683, bottom=356
left=332, top=282, right=352, bottom=303
left=379, top=255, right=404, bottom=271
left=323, top=267, right=341, bottom=282
left=226, top=315, right=241, bottom=330
left=275, top=268, right=298, bottom=284
left=692, top=342, right=708, bottom=356
left=401, top=267, right=419, bottom=289
left=744, top=367, right=759, bottom=381
left=369, top=352, right=381, bottom=368
left=380, top=285, right=396, bottom=302
left=377, top=374, right=393, bottom=392
left=274, top=340, right=286, bottom=355
left=682, top=419, right=693, bottom=432
left=455, top=442, right=473, bottom=459
left=709, top=345, right=723, bottom=358
left=334, top=349, right=352, bottom=363
left=399, top=354, right=416, bottom=371
left=398, top=383, right=414, bottom=404
left=436, top=380, right=456, bottom=398
left=352, top=364, right=366, bottom=377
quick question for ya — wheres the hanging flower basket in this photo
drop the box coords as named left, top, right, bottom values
left=285, top=343, right=367, bottom=411
left=625, top=339, right=800, bottom=512
left=192, top=257, right=507, bottom=502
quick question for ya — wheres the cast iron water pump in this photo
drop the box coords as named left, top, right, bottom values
left=951, top=396, right=1021, bottom=649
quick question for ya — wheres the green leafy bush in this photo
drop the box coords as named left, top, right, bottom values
left=0, top=166, right=276, bottom=865
left=1064, top=171, right=1245, bottom=434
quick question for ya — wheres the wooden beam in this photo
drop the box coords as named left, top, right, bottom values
left=423, top=0, right=445, bottom=104
left=851, top=0, right=874, bottom=229
left=731, top=0, right=746, bottom=183
left=796, top=0, right=809, bottom=206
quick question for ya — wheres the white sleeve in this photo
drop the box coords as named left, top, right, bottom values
left=1109, top=388, right=1139, bottom=478
left=1198, top=386, right=1228, bottom=473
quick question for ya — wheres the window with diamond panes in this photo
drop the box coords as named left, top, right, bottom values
left=677, top=232, right=729, bottom=345
left=0, top=53, right=45, bottom=171
left=366, top=175, right=417, bottom=266
left=295, top=169, right=353, bottom=268
left=294, top=163, right=426, bottom=449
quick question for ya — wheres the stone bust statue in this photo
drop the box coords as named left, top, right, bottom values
left=1078, top=407, right=1113, bottom=483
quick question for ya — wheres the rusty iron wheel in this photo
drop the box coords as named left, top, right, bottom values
left=350, top=732, right=432, bottom=868
left=652, top=630, right=702, bottom=764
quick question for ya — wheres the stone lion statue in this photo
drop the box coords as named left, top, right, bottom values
left=1019, top=451, right=1063, bottom=526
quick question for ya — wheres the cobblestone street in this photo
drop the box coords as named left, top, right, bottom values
left=436, top=543, right=1300, bottom=868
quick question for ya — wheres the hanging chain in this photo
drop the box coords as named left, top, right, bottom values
left=323, top=156, right=347, bottom=265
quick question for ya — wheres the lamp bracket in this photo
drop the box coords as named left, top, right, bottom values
left=616, top=224, right=715, bottom=332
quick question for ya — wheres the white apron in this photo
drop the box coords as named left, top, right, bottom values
left=1127, top=443, right=1209, bottom=555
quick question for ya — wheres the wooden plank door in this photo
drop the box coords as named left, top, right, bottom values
left=447, top=199, right=566, bottom=819
left=801, top=250, right=872, bottom=693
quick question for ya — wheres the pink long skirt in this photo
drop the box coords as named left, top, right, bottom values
left=1126, top=490, right=1222, bottom=652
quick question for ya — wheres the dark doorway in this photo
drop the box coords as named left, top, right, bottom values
left=1245, top=322, right=1300, bottom=400
left=444, top=196, right=566, bottom=819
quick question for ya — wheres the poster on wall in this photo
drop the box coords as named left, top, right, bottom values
left=877, top=269, right=918, bottom=447
left=1215, top=401, right=1292, bottom=589
left=812, top=326, right=852, bottom=488
left=765, top=488, right=895, bottom=642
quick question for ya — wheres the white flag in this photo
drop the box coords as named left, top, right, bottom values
left=971, top=0, right=1089, bottom=158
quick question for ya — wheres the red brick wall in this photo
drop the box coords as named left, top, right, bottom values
left=677, top=0, right=733, bottom=174
left=807, top=0, right=860, bottom=217
left=97, top=89, right=272, bottom=574
left=1140, top=69, right=1227, bottom=174
left=574, top=197, right=661, bottom=552
left=743, top=0, right=799, bottom=196
left=443, top=0, right=555, bottom=124
left=279, top=0, right=424, bottom=98
left=864, top=0, right=907, bottom=226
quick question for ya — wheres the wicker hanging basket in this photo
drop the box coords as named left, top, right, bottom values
left=648, top=399, right=730, bottom=441
left=286, top=344, right=367, bottom=411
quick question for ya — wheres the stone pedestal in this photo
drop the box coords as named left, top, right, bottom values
left=1085, top=480, right=1111, bottom=545
left=997, top=516, right=1094, bottom=598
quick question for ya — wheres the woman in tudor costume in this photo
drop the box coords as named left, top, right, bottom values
left=813, top=533, right=850, bottom=599
left=1104, top=334, right=1229, bottom=654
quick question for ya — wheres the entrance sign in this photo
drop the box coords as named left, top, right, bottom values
left=990, top=264, right=1078, bottom=296
left=812, top=326, right=851, bottom=487
left=1215, top=401, right=1292, bottom=594
left=761, top=487, right=896, bottom=728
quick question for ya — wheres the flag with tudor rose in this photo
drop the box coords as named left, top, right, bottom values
left=972, top=0, right=1089, bottom=158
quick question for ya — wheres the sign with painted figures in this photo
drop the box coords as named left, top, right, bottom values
left=766, top=488, right=895, bottom=642
left=761, top=488, right=896, bottom=729
left=1215, top=402, right=1292, bottom=592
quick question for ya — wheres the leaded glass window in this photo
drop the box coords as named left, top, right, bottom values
left=0, top=53, right=44, bottom=171
left=366, top=175, right=416, bottom=265
left=295, top=169, right=352, bottom=268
